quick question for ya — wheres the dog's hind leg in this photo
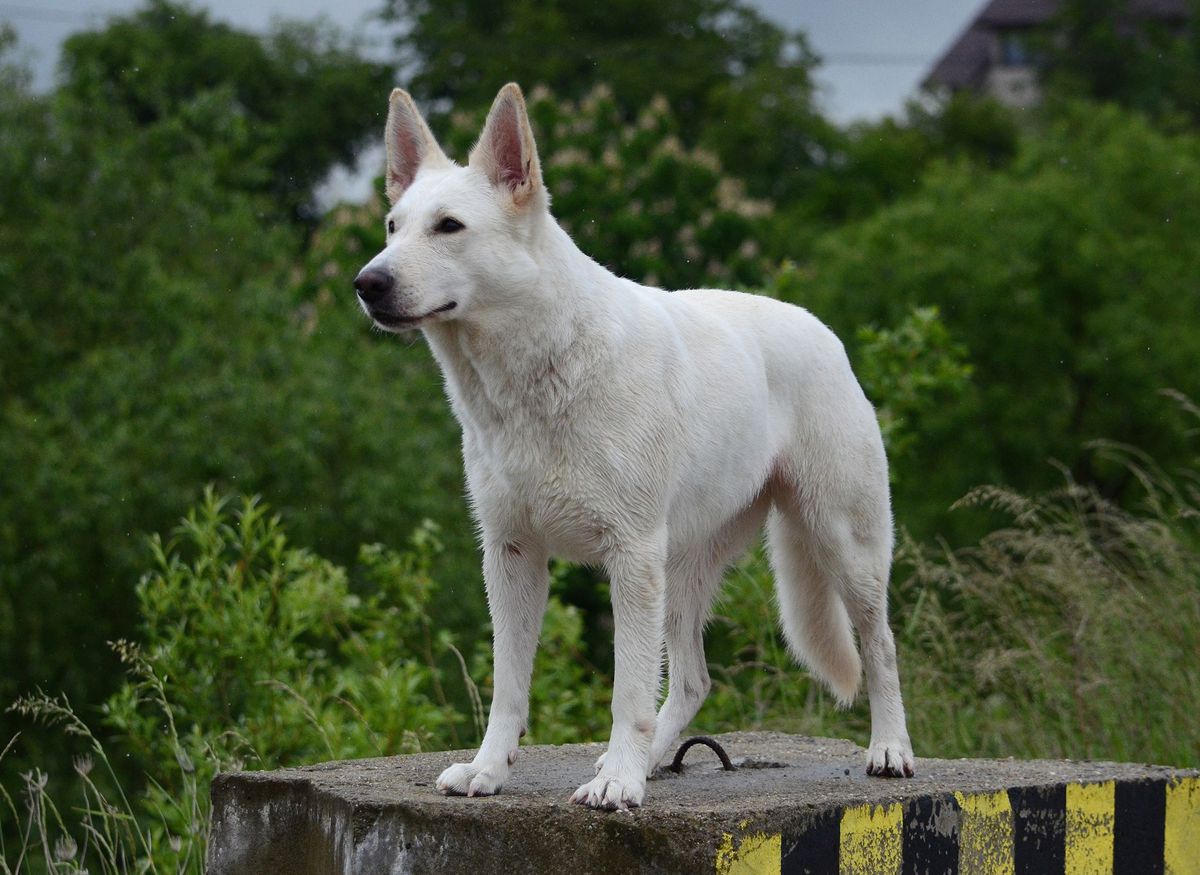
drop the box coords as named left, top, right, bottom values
left=437, top=538, right=549, bottom=797
left=768, top=491, right=914, bottom=778
left=640, top=494, right=772, bottom=775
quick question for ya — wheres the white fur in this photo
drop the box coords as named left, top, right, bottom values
left=355, top=84, right=915, bottom=811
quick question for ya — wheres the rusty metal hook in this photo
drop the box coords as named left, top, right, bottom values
left=669, top=736, right=736, bottom=773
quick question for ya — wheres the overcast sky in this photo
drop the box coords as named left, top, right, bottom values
left=3, top=0, right=981, bottom=122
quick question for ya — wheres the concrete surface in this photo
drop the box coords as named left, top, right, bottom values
left=206, top=731, right=1200, bottom=874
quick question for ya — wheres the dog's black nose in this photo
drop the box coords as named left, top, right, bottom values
left=354, top=269, right=394, bottom=306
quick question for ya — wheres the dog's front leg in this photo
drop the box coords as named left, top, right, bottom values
left=570, top=536, right=666, bottom=810
left=437, top=539, right=548, bottom=797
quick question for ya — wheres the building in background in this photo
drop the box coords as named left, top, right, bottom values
left=924, top=0, right=1189, bottom=108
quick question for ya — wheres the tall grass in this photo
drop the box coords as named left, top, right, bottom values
left=894, top=434, right=1199, bottom=764
left=4, top=658, right=210, bottom=875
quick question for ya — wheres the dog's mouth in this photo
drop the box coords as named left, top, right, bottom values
left=368, top=300, right=458, bottom=329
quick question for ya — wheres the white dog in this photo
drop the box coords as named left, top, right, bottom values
left=354, top=83, right=915, bottom=811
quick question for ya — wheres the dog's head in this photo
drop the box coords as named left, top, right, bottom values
left=353, top=83, right=547, bottom=332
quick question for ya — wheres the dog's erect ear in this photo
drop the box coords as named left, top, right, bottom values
left=470, top=83, right=543, bottom=208
left=385, top=88, right=448, bottom=204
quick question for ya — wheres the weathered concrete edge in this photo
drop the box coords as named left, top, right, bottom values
left=207, top=769, right=1200, bottom=874
left=207, top=768, right=763, bottom=874
left=205, top=733, right=1200, bottom=875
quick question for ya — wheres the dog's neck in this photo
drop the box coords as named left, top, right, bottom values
left=422, top=216, right=624, bottom=423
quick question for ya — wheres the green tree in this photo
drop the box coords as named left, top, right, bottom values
left=59, top=0, right=391, bottom=218
left=773, top=103, right=1200, bottom=537
left=383, top=0, right=842, bottom=212
left=1042, top=0, right=1200, bottom=125
left=775, top=92, right=1020, bottom=235
left=854, top=306, right=973, bottom=466
left=0, top=20, right=472, bottom=764
left=386, top=0, right=812, bottom=129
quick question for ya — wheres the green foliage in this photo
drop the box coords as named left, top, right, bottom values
left=812, top=93, right=1020, bottom=224
left=384, top=0, right=849, bottom=220
left=777, top=103, right=1200, bottom=538
left=693, top=36, right=836, bottom=205
left=705, top=78, right=1020, bottom=221
left=32, top=491, right=468, bottom=871
left=386, top=0, right=817, bottom=140
left=0, top=12, right=474, bottom=748
left=59, top=0, right=391, bottom=218
left=0, top=50, right=290, bottom=723
left=0, top=203, right=474, bottom=741
left=1041, top=0, right=1200, bottom=126
left=106, top=491, right=457, bottom=775
left=854, top=306, right=973, bottom=464
left=904, top=91, right=1022, bottom=169
left=1, top=491, right=610, bottom=871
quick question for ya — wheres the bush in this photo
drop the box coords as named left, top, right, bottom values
left=2, top=490, right=611, bottom=871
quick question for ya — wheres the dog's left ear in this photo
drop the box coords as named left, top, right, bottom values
left=470, top=83, right=543, bottom=209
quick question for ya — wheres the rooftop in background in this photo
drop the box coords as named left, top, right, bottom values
left=925, top=0, right=1190, bottom=107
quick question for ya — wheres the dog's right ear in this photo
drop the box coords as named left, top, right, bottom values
left=385, top=88, right=448, bottom=204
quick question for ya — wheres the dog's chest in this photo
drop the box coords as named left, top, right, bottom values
left=462, top=408, right=647, bottom=558
left=469, top=407, right=608, bottom=493
left=430, top=321, right=656, bottom=553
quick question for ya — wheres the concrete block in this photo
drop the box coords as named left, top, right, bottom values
left=206, top=731, right=1200, bottom=874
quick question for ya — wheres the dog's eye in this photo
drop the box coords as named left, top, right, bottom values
left=387, top=220, right=395, bottom=235
left=434, top=217, right=465, bottom=234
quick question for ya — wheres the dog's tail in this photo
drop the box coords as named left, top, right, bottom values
left=766, top=513, right=863, bottom=707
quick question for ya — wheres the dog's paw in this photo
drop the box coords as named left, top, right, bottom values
left=569, top=773, right=645, bottom=811
left=865, top=740, right=915, bottom=778
left=593, top=750, right=608, bottom=775
left=436, top=761, right=507, bottom=797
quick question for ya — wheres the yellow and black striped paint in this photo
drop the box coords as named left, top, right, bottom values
left=715, top=776, right=1199, bottom=874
